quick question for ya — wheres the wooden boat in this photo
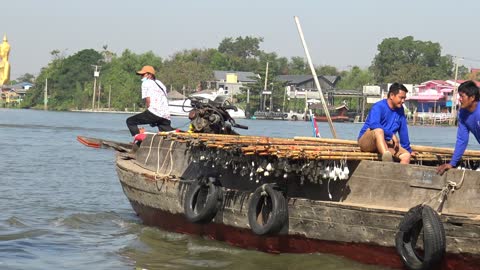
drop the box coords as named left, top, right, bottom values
left=314, top=115, right=350, bottom=122
left=78, top=133, right=480, bottom=270
left=313, top=104, right=351, bottom=122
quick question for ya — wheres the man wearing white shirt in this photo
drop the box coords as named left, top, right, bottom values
left=126, top=65, right=173, bottom=137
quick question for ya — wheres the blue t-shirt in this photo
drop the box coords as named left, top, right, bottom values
left=450, top=103, right=480, bottom=166
left=358, top=99, right=412, bottom=153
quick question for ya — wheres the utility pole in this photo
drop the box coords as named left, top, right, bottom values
left=91, top=65, right=101, bottom=111
left=450, top=57, right=462, bottom=126
left=262, top=62, right=269, bottom=111
left=269, top=83, right=274, bottom=112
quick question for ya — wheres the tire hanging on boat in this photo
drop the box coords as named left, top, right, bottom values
left=395, top=204, right=446, bottom=270
left=183, top=179, right=223, bottom=224
left=247, top=184, right=288, bottom=235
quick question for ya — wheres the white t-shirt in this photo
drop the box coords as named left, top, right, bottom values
left=141, top=79, right=170, bottom=119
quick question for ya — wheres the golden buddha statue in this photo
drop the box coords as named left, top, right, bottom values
left=0, top=34, right=11, bottom=85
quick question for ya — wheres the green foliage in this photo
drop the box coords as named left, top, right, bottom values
left=161, top=60, right=213, bottom=95
left=22, top=34, right=462, bottom=112
left=337, top=66, right=374, bottom=90
left=218, top=36, right=263, bottom=58
left=16, top=73, right=36, bottom=83
left=316, top=65, right=340, bottom=76
left=287, top=57, right=308, bottom=75
left=371, top=36, right=453, bottom=84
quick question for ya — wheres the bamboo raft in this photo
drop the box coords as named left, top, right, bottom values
left=155, top=132, right=480, bottom=164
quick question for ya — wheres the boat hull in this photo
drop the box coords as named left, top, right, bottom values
left=115, top=134, right=480, bottom=269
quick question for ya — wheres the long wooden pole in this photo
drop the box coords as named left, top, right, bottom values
left=450, top=57, right=461, bottom=126
left=294, top=16, right=337, bottom=138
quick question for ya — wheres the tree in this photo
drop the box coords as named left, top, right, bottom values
left=218, top=36, right=264, bottom=59
left=337, top=66, right=374, bottom=90
left=16, top=73, right=35, bottom=83
left=287, top=57, right=308, bottom=75
left=161, top=60, right=213, bottom=94
left=371, top=36, right=453, bottom=84
left=316, top=65, right=339, bottom=76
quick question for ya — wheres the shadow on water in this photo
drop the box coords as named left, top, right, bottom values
left=119, top=226, right=392, bottom=270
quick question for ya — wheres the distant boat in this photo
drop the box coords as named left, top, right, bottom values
left=313, top=104, right=350, bottom=122
left=169, top=89, right=246, bottom=119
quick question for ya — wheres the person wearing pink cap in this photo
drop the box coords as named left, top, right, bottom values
left=126, top=65, right=173, bottom=140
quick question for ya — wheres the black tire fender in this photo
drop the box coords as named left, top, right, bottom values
left=395, top=204, right=446, bottom=270
left=292, top=115, right=298, bottom=121
left=247, top=184, right=288, bottom=235
left=184, top=180, right=222, bottom=224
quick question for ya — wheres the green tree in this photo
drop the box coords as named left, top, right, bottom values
left=287, top=57, right=308, bottom=75
left=161, top=60, right=213, bottom=94
left=337, top=66, right=374, bottom=90
left=16, top=73, right=35, bottom=83
left=100, top=49, right=163, bottom=111
left=371, top=36, right=453, bottom=83
left=316, top=65, right=339, bottom=76
left=218, top=36, right=264, bottom=59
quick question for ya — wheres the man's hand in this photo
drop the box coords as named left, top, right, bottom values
left=392, top=135, right=399, bottom=151
left=437, top=164, right=453, bottom=175
left=410, top=151, right=417, bottom=157
left=145, top=97, right=151, bottom=108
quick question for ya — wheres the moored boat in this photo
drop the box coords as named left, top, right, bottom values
left=79, top=132, right=480, bottom=270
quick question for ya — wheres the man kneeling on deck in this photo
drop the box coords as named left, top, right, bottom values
left=126, top=65, right=174, bottom=143
left=357, top=83, right=415, bottom=164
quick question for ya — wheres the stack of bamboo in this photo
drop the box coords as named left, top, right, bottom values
left=159, top=132, right=480, bottom=162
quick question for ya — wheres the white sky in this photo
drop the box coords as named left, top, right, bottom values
left=3, top=0, right=480, bottom=79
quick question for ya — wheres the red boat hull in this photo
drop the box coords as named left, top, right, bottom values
left=130, top=201, right=480, bottom=270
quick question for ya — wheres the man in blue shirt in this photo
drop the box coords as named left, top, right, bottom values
left=358, top=83, right=414, bottom=164
left=437, top=80, right=480, bottom=175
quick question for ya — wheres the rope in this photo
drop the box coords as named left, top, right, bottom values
left=144, top=133, right=158, bottom=165
left=422, top=169, right=467, bottom=213
left=155, top=140, right=175, bottom=180
left=154, top=137, right=162, bottom=180
left=447, top=169, right=466, bottom=191
left=167, top=141, right=176, bottom=176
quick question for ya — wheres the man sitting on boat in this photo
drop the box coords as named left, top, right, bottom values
left=437, top=80, right=480, bottom=175
left=126, top=65, right=173, bottom=142
left=357, top=83, right=414, bottom=164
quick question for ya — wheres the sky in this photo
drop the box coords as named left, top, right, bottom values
left=3, top=0, right=480, bottom=80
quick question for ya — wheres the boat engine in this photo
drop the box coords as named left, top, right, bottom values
left=187, top=96, right=248, bottom=135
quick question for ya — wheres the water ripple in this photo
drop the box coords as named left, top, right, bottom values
left=0, top=229, right=50, bottom=241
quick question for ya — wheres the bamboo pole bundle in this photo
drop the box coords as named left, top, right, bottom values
left=157, top=132, right=480, bottom=162
left=293, top=136, right=480, bottom=158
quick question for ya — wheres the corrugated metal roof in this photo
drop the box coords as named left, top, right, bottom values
left=276, top=75, right=340, bottom=86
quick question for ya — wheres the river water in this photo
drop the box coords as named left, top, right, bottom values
left=0, top=109, right=477, bottom=270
